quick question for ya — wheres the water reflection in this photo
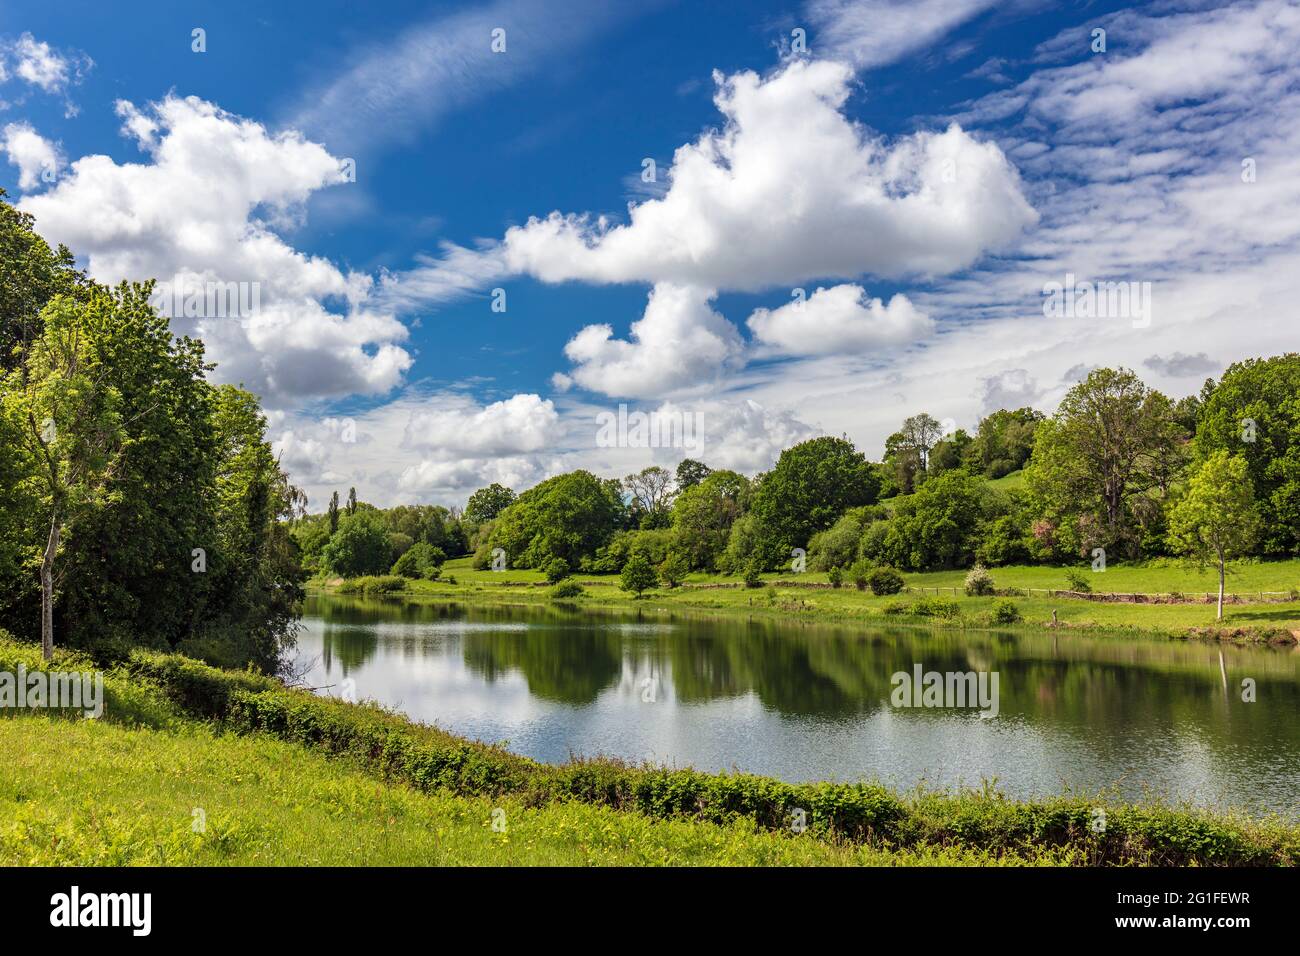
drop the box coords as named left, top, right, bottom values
left=296, top=594, right=1300, bottom=816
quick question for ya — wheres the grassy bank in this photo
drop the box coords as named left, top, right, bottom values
left=316, top=557, right=1300, bottom=643
left=3, top=637, right=1294, bottom=866
left=7, top=715, right=963, bottom=866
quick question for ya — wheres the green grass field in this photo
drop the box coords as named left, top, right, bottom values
left=7, top=715, right=986, bottom=866
left=436, top=556, right=1300, bottom=596
left=986, top=469, right=1028, bottom=492
left=370, top=556, right=1300, bottom=639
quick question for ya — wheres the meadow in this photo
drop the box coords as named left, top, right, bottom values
left=331, top=556, right=1300, bottom=641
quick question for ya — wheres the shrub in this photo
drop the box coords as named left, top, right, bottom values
left=1064, top=568, right=1092, bottom=593
left=912, top=596, right=961, bottom=619
left=590, top=528, right=675, bottom=573
left=620, top=554, right=658, bottom=596
left=827, top=567, right=843, bottom=589
left=964, top=564, right=995, bottom=596
left=443, top=574, right=457, bottom=585
left=850, top=559, right=872, bottom=591
left=545, top=557, right=571, bottom=584
left=549, top=580, right=584, bottom=600
left=807, top=508, right=871, bottom=570
left=881, top=600, right=910, bottom=615
left=990, top=599, right=1022, bottom=625
left=867, top=566, right=905, bottom=596
left=336, top=575, right=408, bottom=595
left=391, top=542, right=446, bottom=579
left=743, top=561, right=764, bottom=588
left=659, top=552, right=690, bottom=588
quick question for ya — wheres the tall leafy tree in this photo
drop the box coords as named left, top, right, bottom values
left=321, top=510, right=392, bottom=577
left=900, top=413, right=943, bottom=471
left=1168, top=452, right=1259, bottom=621
left=328, top=491, right=340, bottom=534
left=201, top=385, right=305, bottom=670
left=623, top=466, right=675, bottom=529
left=744, top=436, right=879, bottom=567
left=0, top=189, right=87, bottom=373
left=1194, top=355, right=1300, bottom=555
left=1026, top=368, right=1184, bottom=559
left=465, top=483, right=517, bottom=524
left=486, top=471, right=624, bottom=569
left=965, top=407, right=1044, bottom=478
left=674, top=458, right=711, bottom=491
left=2, top=294, right=125, bottom=659
left=671, top=469, right=749, bottom=570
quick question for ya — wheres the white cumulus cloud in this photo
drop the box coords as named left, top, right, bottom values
left=1, top=122, right=59, bottom=190
left=18, top=95, right=412, bottom=405
left=747, top=284, right=933, bottom=355
left=403, top=393, right=563, bottom=456
left=557, top=283, right=744, bottom=398
left=499, top=59, right=1036, bottom=291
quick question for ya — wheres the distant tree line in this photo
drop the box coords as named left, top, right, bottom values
left=455, top=360, right=1296, bottom=604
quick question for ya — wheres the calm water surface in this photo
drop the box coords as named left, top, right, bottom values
left=293, top=594, right=1300, bottom=816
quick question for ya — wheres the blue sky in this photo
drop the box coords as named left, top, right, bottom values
left=3, top=0, right=1299, bottom=507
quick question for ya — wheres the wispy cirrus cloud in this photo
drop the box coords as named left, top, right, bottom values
left=805, top=0, right=1000, bottom=70
left=287, top=0, right=648, bottom=156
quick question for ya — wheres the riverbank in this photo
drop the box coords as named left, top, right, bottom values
left=3, top=636, right=1294, bottom=866
left=310, top=557, right=1300, bottom=645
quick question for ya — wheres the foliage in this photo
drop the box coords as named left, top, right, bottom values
left=807, top=506, right=876, bottom=570
left=911, top=597, right=962, bottom=619
left=670, top=469, right=748, bottom=570
left=619, top=553, right=657, bottom=596
left=674, top=458, right=711, bottom=491
left=964, top=564, right=995, bottom=596
left=590, top=527, right=675, bottom=573
left=965, top=408, right=1043, bottom=479
left=548, top=579, right=585, bottom=600
left=1193, top=355, right=1300, bottom=555
left=1025, top=368, right=1186, bottom=561
left=659, top=552, right=690, bottom=588
left=544, top=557, right=571, bottom=584
left=827, top=566, right=843, bottom=589
left=391, top=542, right=446, bottom=579
left=989, top=599, right=1022, bottom=625
left=321, top=510, right=392, bottom=578
left=1063, top=569, right=1092, bottom=593
left=1168, top=451, right=1259, bottom=619
left=488, top=471, right=624, bottom=569
left=0, top=198, right=303, bottom=671
left=866, top=472, right=988, bottom=571
left=623, top=466, right=675, bottom=529
left=867, top=566, right=905, bottom=596
left=464, top=483, right=517, bottom=525
left=335, top=575, right=408, bottom=595
left=743, top=437, right=879, bottom=568
left=975, top=510, right=1033, bottom=567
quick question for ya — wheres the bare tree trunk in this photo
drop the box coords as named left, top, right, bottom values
left=1216, top=555, right=1225, bottom=623
left=41, top=513, right=59, bottom=661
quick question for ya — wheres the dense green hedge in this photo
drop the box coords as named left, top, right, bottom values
left=124, top=649, right=1299, bottom=865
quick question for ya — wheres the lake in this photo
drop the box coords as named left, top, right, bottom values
left=293, top=594, right=1300, bottom=817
